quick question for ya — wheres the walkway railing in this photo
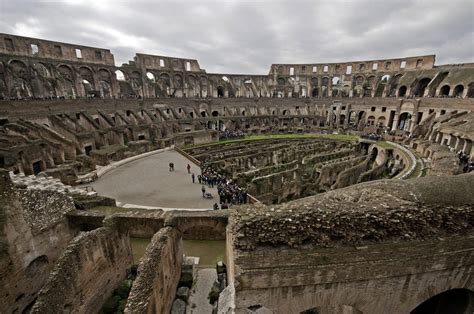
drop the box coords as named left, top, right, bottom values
left=387, top=141, right=418, bottom=179
left=174, top=145, right=202, bottom=166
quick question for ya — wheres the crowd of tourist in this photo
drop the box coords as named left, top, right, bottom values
left=360, top=132, right=382, bottom=141
left=458, top=151, right=474, bottom=173
left=199, top=164, right=248, bottom=208
left=218, top=129, right=246, bottom=140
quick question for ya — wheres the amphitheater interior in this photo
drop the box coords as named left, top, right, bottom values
left=0, top=33, right=473, bottom=314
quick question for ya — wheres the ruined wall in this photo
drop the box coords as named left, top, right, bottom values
left=0, top=96, right=472, bottom=186
left=1, top=33, right=473, bottom=101
left=31, top=218, right=133, bottom=313
left=0, top=170, right=76, bottom=313
left=125, top=227, right=183, bottom=314
left=229, top=173, right=474, bottom=313
left=231, top=236, right=474, bottom=313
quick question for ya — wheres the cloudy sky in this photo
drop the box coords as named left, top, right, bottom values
left=0, top=0, right=473, bottom=74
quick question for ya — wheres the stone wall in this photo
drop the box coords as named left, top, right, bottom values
left=31, top=218, right=133, bottom=313
left=231, top=173, right=474, bottom=250
left=125, top=227, right=183, bottom=314
left=231, top=235, right=474, bottom=313
left=0, top=170, right=77, bottom=313
left=1, top=33, right=473, bottom=100
left=228, top=173, right=474, bottom=313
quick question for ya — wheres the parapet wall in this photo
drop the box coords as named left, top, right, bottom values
left=125, top=226, right=183, bottom=314
left=31, top=218, right=133, bottom=313
left=229, top=173, right=474, bottom=313
left=231, top=235, right=474, bottom=313
left=231, top=173, right=474, bottom=250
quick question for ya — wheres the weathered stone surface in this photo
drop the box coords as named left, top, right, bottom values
left=231, top=173, right=474, bottom=250
left=171, top=298, right=186, bottom=314
left=0, top=170, right=76, bottom=313
left=31, top=217, right=133, bottom=313
left=125, top=227, right=183, bottom=314
left=176, top=286, right=190, bottom=301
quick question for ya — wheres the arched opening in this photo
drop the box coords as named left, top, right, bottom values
left=282, top=110, right=287, bottom=115
left=411, top=289, right=473, bottom=314
left=146, top=72, right=155, bottom=82
left=82, top=79, right=93, bottom=95
left=241, top=110, right=246, bottom=116
left=399, top=112, right=412, bottom=131
left=200, top=111, right=206, bottom=118
left=375, top=74, right=390, bottom=97
left=377, top=116, right=386, bottom=127
left=439, top=85, right=450, bottom=96
left=367, top=115, right=375, bottom=126
left=217, top=86, right=225, bottom=97
left=398, top=85, right=407, bottom=97
left=414, top=78, right=431, bottom=97
left=115, top=70, right=126, bottom=81
left=339, top=114, right=346, bottom=125
left=311, top=87, right=319, bottom=97
left=25, top=255, right=49, bottom=277
left=211, top=110, right=219, bottom=117
left=453, top=84, right=464, bottom=97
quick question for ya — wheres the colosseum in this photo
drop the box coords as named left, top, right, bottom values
left=0, top=32, right=473, bottom=314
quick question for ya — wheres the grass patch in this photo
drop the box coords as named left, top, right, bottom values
left=185, top=133, right=359, bottom=149
left=407, top=160, right=423, bottom=179
left=375, top=141, right=395, bottom=149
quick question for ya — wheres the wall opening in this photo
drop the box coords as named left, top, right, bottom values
left=75, top=48, right=82, bottom=59
left=453, top=84, right=464, bottom=97
left=440, top=85, right=450, bottom=96
left=399, top=86, right=407, bottom=97
left=411, top=289, right=474, bottom=314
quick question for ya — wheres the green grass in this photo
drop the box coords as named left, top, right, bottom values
left=407, top=160, right=423, bottom=179
left=185, top=133, right=359, bottom=149
left=406, top=151, right=426, bottom=179
left=375, top=141, right=395, bottom=149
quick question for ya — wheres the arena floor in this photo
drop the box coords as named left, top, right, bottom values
left=92, top=150, right=217, bottom=210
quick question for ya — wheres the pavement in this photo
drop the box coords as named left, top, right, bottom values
left=187, top=268, right=217, bottom=314
left=92, top=150, right=218, bottom=209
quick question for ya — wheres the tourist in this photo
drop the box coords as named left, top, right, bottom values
left=191, top=173, right=195, bottom=183
left=201, top=185, right=206, bottom=198
left=187, top=163, right=191, bottom=173
left=200, top=164, right=249, bottom=206
left=218, top=129, right=246, bottom=141
left=197, top=174, right=202, bottom=184
left=213, top=203, right=219, bottom=210
left=169, top=162, right=174, bottom=172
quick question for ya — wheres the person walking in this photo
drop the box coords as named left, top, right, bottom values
left=197, top=174, right=202, bottom=184
left=187, top=163, right=191, bottom=174
left=201, top=185, right=206, bottom=198
left=169, top=162, right=173, bottom=172
left=191, top=173, right=195, bottom=183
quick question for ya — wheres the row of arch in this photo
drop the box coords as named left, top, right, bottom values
left=1, top=58, right=473, bottom=100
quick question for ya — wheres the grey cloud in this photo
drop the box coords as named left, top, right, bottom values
left=0, top=0, right=472, bottom=74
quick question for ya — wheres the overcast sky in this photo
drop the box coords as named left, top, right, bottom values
left=0, top=0, right=473, bottom=74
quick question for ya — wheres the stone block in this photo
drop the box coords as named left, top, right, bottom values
left=171, top=298, right=186, bottom=314
left=176, top=286, right=190, bottom=301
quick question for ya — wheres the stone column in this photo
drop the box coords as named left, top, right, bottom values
left=391, top=112, right=400, bottom=131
